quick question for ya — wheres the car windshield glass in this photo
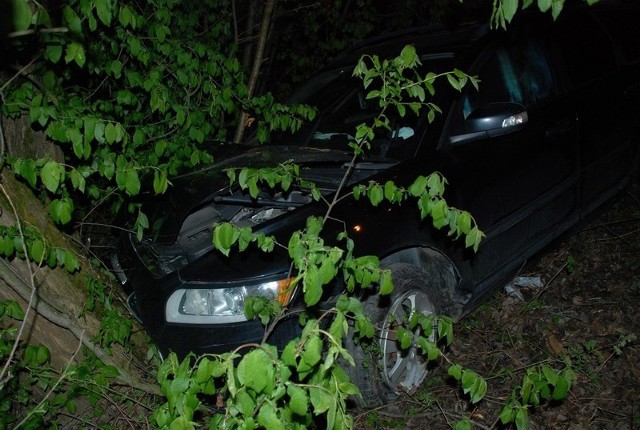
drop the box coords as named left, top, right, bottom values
left=270, top=56, right=453, bottom=160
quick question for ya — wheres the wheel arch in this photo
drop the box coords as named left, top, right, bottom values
left=380, top=246, right=469, bottom=319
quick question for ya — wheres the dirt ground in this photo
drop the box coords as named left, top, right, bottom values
left=355, top=181, right=640, bottom=429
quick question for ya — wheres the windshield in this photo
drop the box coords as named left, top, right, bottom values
left=270, top=56, right=454, bottom=160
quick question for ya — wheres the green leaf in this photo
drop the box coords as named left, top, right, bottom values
left=541, top=365, right=558, bottom=385
left=1, top=236, right=15, bottom=257
left=234, top=390, right=256, bottom=417
left=213, top=223, right=239, bottom=256
left=448, top=364, right=463, bottom=380
left=378, top=269, right=393, bottom=295
left=124, top=169, right=141, bottom=195
left=95, top=0, right=113, bottom=25
left=63, top=249, right=79, bottom=272
left=418, top=338, right=440, bottom=361
left=133, top=129, right=145, bottom=147
left=281, top=341, right=298, bottom=367
left=209, top=360, right=226, bottom=378
left=118, top=5, right=132, bottom=26
left=447, top=73, right=462, bottom=92
left=500, top=404, right=516, bottom=424
left=399, top=45, right=418, bottom=68
left=64, top=42, right=86, bottom=67
left=470, top=375, right=487, bottom=403
left=111, top=60, right=123, bottom=78
left=50, top=198, right=74, bottom=225
left=551, top=372, right=570, bottom=400
left=503, top=0, right=519, bottom=22
left=169, top=375, right=190, bottom=396
left=105, top=123, right=117, bottom=144
left=94, top=121, right=105, bottom=143
left=63, top=6, right=81, bottom=33
left=153, top=169, right=168, bottom=194
left=12, top=0, right=32, bottom=31
left=13, top=158, right=37, bottom=188
left=83, top=117, right=96, bottom=147
left=367, top=183, right=384, bottom=207
left=46, top=45, right=63, bottom=63
left=464, top=226, right=484, bottom=252
left=194, top=358, right=212, bottom=385
left=29, top=239, right=45, bottom=262
left=64, top=400, right=77, bottom=415
left=303, top=265, right=323, bottom=306
left=237, top=349, right=272, bottom=394
left=408, top=176, right=427, bottom=197
left=41, top=160, right=63, bottom=193
left=454, top=419, right=472, bottom=430
left=550, top=0, right=565, bottom=20
left=257, top=403, right=283, bottom=430
left=515, top=407, right=529, bottom=430
left=136, top=210, right=149, bottom=230
left=287, top=384, right=308, bottom=416
left=34, top=345, right=50, bottom=365
left=309, top=386, right=333, bottom=414
left=301, top=335, right=323, bottom=368
left=6, top=300, right=24, bottom=320
left=537, top=0, right=552, bottom=12
left=456, top=211, right=472, bottom=235
left=396, top=326, right=413, bottom=350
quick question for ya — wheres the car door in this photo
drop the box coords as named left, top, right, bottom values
left=549, top=8, right=640, bottom=214
left=438, top=21, right=579, bottom=290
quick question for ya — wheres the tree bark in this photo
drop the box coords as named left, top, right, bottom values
left=0, top=114, right=158, bottom=394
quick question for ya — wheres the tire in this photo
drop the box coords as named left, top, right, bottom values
left=345, top=263, right=443, bottom=407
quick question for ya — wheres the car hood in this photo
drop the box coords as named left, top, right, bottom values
left=144, top=144, right=354, bottom=244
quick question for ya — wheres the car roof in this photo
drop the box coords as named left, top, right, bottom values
left=325, top=21, right=489, bottom=70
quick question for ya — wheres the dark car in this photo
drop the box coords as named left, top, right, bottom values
left=111, top=1, right=640, bottom=405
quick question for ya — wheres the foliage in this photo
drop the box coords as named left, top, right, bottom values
left=0, top=0, right=590, bottom=428
left=0, top=224, right=79, bottom=273
left=3, top=0, right=315, bottom=239
left=153, top=317, right=358, bottom=429
left=499, top=364, right=576, bottom=430
left=488, top=0, right=601, bottom=29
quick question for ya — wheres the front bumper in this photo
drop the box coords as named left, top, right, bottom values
left=110, top=234, right=299, bottom=358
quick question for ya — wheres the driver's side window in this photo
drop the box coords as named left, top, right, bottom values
left=456, top=36, right=554, bottom=130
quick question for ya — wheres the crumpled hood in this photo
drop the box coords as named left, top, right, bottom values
left=144, top=144, right=353, bottom=244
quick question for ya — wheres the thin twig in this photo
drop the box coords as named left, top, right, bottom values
left=7, top=27, right=69, bottom=38
left=0, top=184, right=39, bottom=384
left=0, top=58, right=38, bottom=94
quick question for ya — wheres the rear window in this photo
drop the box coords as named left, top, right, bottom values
left=595, top=8, right=640, bottom=64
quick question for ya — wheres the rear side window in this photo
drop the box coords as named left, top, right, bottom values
left=595, top=8, right=640, bottom=64
left=551, top=11, right=617, bottom=86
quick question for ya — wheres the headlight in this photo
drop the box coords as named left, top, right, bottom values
left=166, top=278, right=295, bottom=324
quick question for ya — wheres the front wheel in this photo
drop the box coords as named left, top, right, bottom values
left=345, top=263, right=443, bottom=407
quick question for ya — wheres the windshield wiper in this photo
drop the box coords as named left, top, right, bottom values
left=213, top=192, right=311, bottom=208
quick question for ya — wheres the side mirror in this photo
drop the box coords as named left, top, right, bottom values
left=448, top=102, right=528, bottom=146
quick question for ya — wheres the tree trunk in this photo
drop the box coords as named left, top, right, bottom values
left=233, top=0, right=277, bottom=143
left=0, top=115, right=158, bottom=394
